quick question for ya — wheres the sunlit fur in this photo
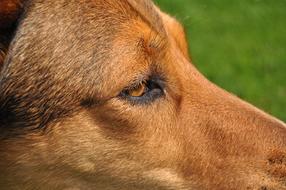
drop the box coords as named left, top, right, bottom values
left=0, top=0, right=285, bottom=189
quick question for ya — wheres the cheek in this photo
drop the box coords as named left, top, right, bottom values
left=45, top=97, right=182, bottom=176
left=46, top=111, right=147, bottom=178
left=89, top=96, right=178, bottom=136
left=44, top=111, right=150, bottom=178
left=88, top=97, right=183, bottom=162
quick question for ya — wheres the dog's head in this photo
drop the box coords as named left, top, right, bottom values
left=0, top=0, right=285, bottom=189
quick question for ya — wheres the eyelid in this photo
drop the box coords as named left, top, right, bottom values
left=124, top=79, right=148, bottom=92
left=127, top=72, right=166, bottom=89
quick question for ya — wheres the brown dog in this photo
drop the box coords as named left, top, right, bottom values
left=0, top=0, right=285, bottom=189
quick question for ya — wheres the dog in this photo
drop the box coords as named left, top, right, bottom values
left=0, top=0, right=285, bottom=189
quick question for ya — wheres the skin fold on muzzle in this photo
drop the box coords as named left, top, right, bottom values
left=0, top=0, right=285, bottom=190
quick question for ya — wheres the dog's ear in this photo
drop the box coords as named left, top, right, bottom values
left=0, top=0, right=24, bottom=28
left=0, top=0, right=24, bottom=71
left=157, top=10, right=190, bottom=60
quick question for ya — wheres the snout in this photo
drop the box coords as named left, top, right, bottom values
left=178, top=71, right=286, bottom=189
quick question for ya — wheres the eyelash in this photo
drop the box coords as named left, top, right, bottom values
left=119, top=78, right=165, bottom=105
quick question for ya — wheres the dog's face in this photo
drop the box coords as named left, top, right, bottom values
left=0, top=0, right=286, bottom=189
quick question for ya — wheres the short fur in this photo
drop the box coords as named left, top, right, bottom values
left=0, top=0, right=285, bottom=189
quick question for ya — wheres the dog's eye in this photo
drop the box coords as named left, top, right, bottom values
left=120, top=79, right=164, bottom=104
left=126, top=81, right=147, bottom=97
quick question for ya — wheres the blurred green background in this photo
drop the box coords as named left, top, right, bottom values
left=155, top=0, right=286, bottom=122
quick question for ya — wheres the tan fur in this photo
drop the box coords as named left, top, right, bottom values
left=0, top=0, right=285, bottom=190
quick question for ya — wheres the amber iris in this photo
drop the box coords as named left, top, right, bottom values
left=126, top=82, right=147, bottom=97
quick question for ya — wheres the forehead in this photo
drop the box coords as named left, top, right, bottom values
left=87, top=0, right=166, bottom=99
left=64, top=0, right=168, bottom=98
left=0, top=0, right=177, bottom=129
left=78, top=0, right=164, bottom=32
left=4, top=0, right=168, bottom=99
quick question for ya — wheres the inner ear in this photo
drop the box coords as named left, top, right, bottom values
left=0, top=0, right=24, bottom=71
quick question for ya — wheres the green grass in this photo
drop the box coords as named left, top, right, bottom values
left=155, top=0, right=286, bottom=122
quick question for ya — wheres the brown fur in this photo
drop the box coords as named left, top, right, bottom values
left=0, top=0, right=24, bottom=28
left=0, top=0, right=285, bottom=189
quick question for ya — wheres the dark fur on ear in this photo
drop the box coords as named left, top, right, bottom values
left=0, top=42, right=6, bottom=71
left=0, top=0, right=24, bottom=28
left=0, top=0, right=25, bottom=71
